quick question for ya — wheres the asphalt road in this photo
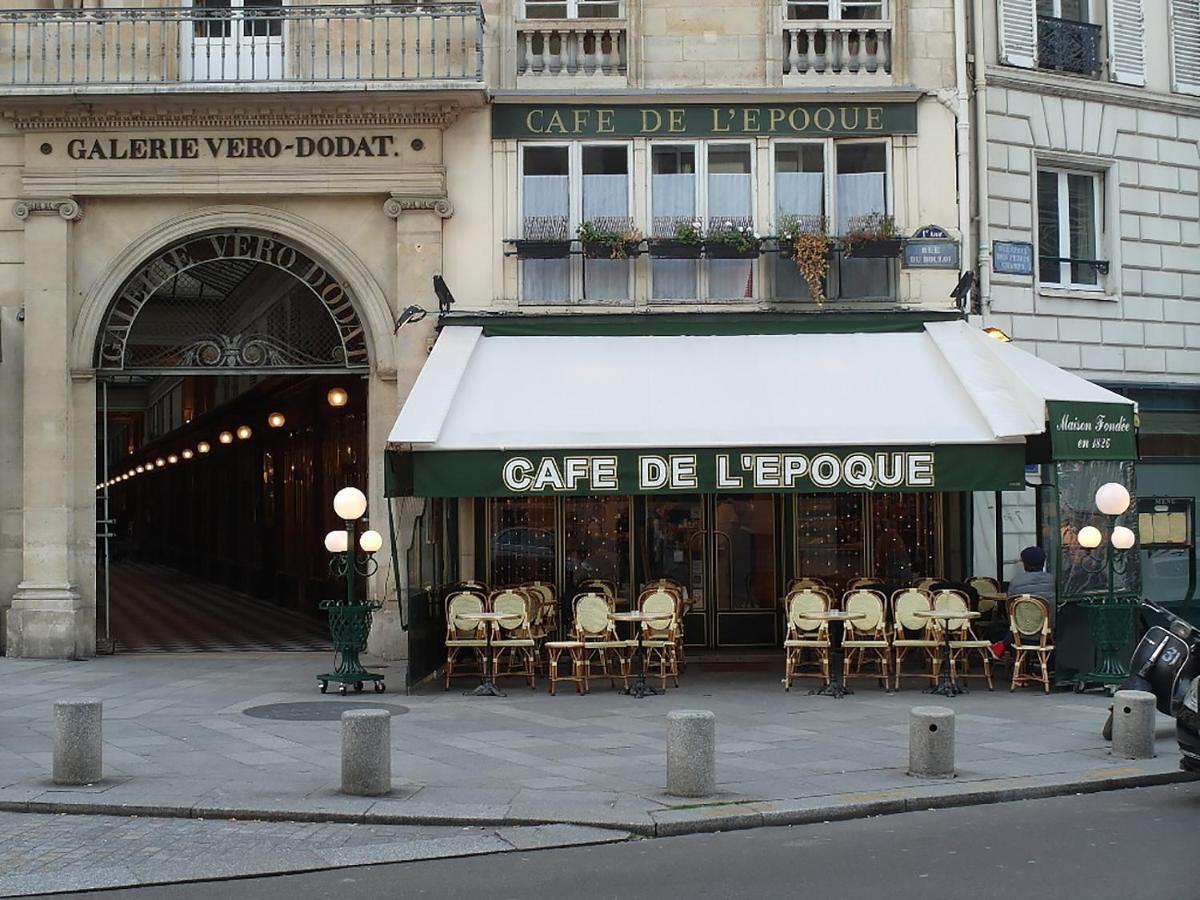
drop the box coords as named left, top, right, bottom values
left=48, top=783, right=1200, bottom=900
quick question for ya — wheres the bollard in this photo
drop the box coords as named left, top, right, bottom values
left=908, top=706, right=955, bottom=778
left=340, top=709, right=392, bottom=796
left=666, top=710, right=716, bottom=798
left=1111, top=690, right=1157, bottom=760
left=53, top=699, right=103, bottom=786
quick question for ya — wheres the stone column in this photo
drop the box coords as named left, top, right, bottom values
left=7, top=198, right=92, bottom=659
left=365, top=191, right=452, bottom=664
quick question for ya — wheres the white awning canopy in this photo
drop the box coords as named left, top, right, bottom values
left=388, top=319, right=1132, bottom=452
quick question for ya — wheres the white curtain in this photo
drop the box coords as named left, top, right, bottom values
left=522, top=174, right=569, bottom=304
left=582, top=173, right=630, bottom=303
left=775, top=172, right=824, bottom=220
left=651, top=173, right=697, bottom=300
left=835, top=172, right=885, bottom=234
left=708, top=172, right=754, bottom=301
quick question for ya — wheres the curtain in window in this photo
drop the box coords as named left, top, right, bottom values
left=652, top=172, right=697, bottom=300
left=522, top=174, right=569, bottom=303
left=708, top=172, right=754, bottom=300
left=1067, top=173, right=1097, bottom=285
left=582, top=173, right=630, bottom=301
left=835, top=172, right=885, bottom=233
left=775, top=172, right=824, bottom=219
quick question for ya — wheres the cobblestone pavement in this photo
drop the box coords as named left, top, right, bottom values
left=0, top=811, right=625, bottom=896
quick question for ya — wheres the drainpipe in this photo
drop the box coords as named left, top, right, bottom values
left=953, top=0, right=971, bottom=297
left=971, top=0, right=992, bottom=315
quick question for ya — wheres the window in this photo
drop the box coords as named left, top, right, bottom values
left=774, top=143, right=826, bottom=301
left=1170, top=0, right=1200, bottom=96
left=1035, top=0, right=1102, bottom=75
left=786, top=0, right=887, bottom=19
left=1036, top=0, right=1087, bottom=20
left=519, top=143, right=632, bottom=305
left=650, top=142, right=755, bottom=302
left=192, top=0, right=282, bottom=39
left=1037, top=167, right=1103, bottom=288
left=523, top=0, right=622, bottom=18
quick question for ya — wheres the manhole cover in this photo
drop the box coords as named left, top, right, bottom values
left=242, top=702, right=408, bottom=721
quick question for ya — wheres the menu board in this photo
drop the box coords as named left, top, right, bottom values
left=1137, top=497, right=1192, bottom=547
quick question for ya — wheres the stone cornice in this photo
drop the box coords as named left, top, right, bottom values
left=986, top=69, right=1200, bottom=119
left=2, top=100, right=466, bottom=132
left=13, top=198, right=82, bottom=222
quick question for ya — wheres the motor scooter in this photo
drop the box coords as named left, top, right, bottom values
left=1102, top=599, right=1200, bottom=740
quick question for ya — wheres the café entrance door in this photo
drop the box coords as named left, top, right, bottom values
left=640, top=495, right=779, bottom=649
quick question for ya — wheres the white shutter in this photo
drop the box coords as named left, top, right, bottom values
left=1107, top=0, right=1146, bottom=86
left=998, top=0, right=1037, bottom=69
left=1171, top=0, right=1200, bottom=95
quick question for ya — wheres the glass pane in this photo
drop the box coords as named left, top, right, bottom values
left=489, top=497, right=556, bottom=586
left=243, top=0, right=282, bottom=37
left=524, top=1, right=570, bottom=18
left=1036, top=0, right=1055, bottom=17
left=582, top=145, right=631, bottom=302
left=714, top=496, right=776, bottom=610
left=194, top=0, right=232, bottom=39
left=652, top=145, right=698, bottom=300
left=1060, top=0, right=1087, bottom=22
left=842, top=1, right=885, bottom=19
left=578, top=0, right=622, bottom=16
left=835, top=143, right=886, bottom=234
left=641, top=496, right=706, bottom=608
left=1037, top=170, right=1062, bottom=284
left=1067, top=172, right=1098, bottom=285
left=872, top=494, right=937, bottom=584
left=563, top=497, right=631, bottom=604
left=786, top=1, right=831, bottom=20
left=795, top=493, right=865, bottom=592
left=522, top=146, right=570, bottom=304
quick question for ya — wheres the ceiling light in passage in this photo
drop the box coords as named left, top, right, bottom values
left=268, top=412, right=286, bottom=429
left=327, top=387, right=348, bottom=408
left=218, top=431, right=234, bottom=445
left=236, top=425, right=252, bottom=440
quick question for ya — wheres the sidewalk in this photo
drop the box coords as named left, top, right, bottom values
left=0, top=653, right=1192, bottom=838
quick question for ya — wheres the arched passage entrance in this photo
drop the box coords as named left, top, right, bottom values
left=94, top=227, right=374, bottom=652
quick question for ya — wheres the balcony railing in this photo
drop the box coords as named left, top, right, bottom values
left=783, top=20, right=892, bottom=81
left=0, top=4, right=485, bottom=91
left=516, top=19, right=626, bottom=79
left=1036, top=15, right=1102, bottom=77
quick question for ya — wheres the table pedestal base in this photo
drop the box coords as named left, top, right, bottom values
left=923, top=678, right=967, bottom=698
left=465, top=680, right=507, bottom=698
left=810, top=680, right=854, bottom=699
left=622, top=675, right=661, bottom=699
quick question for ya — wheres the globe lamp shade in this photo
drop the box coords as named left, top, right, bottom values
left=1111, top=526, right=1136, bottom=550
left=327, top=387, right=349, bottom=408
left=197, top=441, right=211, bottom=454
left=218, top=431, right=234, bottom=445
left=167, top=454, right=179, bottom=464
left=324, top=530, right=349, bottom=553
left=181, top=449, right=194, bottom=460
left=236, top=425, right=252, bottom=440
left=333, top=486, right=368, bottom=521
left=359, top=529, right=384, bottom=554
left=1077, top=525, right=1103, bottom=549
left=268, top=412, right=286, bottom=429
left=1095, top=482, right=1131, bottom=516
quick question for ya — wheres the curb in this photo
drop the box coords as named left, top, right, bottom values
left=1, top=768, right=1195, bottom=838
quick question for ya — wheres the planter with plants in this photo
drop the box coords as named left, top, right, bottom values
left=648, top=220, right=704, bottom=259
left=777, top=214, right=831, bottom=305
left=577, top=219, right=644, bottom=259
left=842, top=212, right=903, bottom=258
left=704, top=220, right=761, bottom=259
left=512, top=216, right=572, bottom=259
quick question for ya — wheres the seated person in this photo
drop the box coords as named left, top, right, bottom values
left=990, top=546, right=1056, bottom=659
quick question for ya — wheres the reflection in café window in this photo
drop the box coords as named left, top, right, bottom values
left=872, top=493, right=936, bottom=581
left=489, top=497, right=556, bottom=586
left=643, top=497, right=705, bottom=605
left=564, top=497, right=630, bottom=600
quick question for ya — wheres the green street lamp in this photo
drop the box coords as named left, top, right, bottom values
left=1077, top=481, right=1137, bottom=687
left=318, top=487, right=387, bottom=695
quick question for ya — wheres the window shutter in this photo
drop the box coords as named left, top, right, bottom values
left=1108, top=0, right=1145, bottom=86
left=998, top=0, right=1037, bottom=69
left=1171, top=0, right=1200, bottom=95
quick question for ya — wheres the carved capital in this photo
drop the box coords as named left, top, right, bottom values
left=13, top=198, right=82, bottom=222
left=384, top=194, right=454, bottom=220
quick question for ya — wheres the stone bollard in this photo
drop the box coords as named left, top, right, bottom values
left=340, top=709, right=392, bottom=796
left=53, top=699, right=103, bottom=786
left=908, top=706, right=955, bottom=778
left=1111, top=690, right=1157, bottom=760
left=666, top=710, right=716, bottom=798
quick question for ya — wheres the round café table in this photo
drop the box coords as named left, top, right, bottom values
left=804, top=610, right=866, bottom=699
left=914, top=608, right=981, bottom=698
left=456, top=610, right=521, bottom=698
left=611, top=610, right=670, bottom=699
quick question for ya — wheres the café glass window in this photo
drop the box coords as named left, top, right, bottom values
left=523, top=0, right=622, bottom=17
left=1037, top=167, right=1102, bottom=288
left=774, top=142, right=826, bottom=301
left=519, top=143, right=632, bottom=305
left=488, top=497, right=557, bottom=586
left=564, top=496, right=631, bottom=601
left=650, top=142, right=756, bottom=302
left=835, top=142, right=890, bottom=299
left=786, top=0, right=887, bottom=19
left=872, top=493, right=937, bottom=582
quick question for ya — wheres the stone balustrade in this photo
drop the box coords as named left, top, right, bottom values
left=516, top=19, right=627, bottom=79
left=782, top=20, right=892, bottom=81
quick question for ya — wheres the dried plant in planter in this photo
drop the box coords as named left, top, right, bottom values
left=577, top=218, right=644, bottom=259
left=842, top=212, right=903, bottom=258
left=778, top=214, right=830, bottom=305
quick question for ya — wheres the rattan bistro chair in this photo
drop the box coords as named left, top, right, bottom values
left=841, top=589, right=891, bottom=689
left=642, top=579, right=688, bottom=670
left=573, top=592, right=631, bottom=691
left=783, top=589, right=831, bottom=691
left=969, top=575, right=1003, bottom=619
left=637, top=587, right=680, bottom=689
left=489, top=589, right=537, bottom=690
left=443, top=590, right=488, bottom=690
left=787, top=577, right=827, bottom=593
left=934, top=589, right=994, bottom=690
left=1009, top=595, right=1055, bottom=693
left=890, top=589, right=940, bottom=690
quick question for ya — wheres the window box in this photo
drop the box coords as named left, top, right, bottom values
left=512, top=239, right=573, bottom=259
left=841, top=238, right=903, bottom=258
left=581, top=239, right=643, bottom=259
left=704, top=241, right=761, bottom=260
left=648, top=239, right=703, bottom=260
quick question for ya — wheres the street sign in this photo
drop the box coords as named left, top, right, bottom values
left=993, top=241, right=1034, bottom=275
left=902, top=240, right=960, bottom=269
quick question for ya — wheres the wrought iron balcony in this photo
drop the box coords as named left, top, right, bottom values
left=1037, top=15, right=1102, bottom=77
left=0, top=4, right=485, bottom=92
left=516, top=18, right=627, bottom=80
left=782, top=20, right=892, bottom=82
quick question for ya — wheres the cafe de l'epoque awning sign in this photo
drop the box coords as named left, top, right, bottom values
left=384, top=319, right=1137, bottom=499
